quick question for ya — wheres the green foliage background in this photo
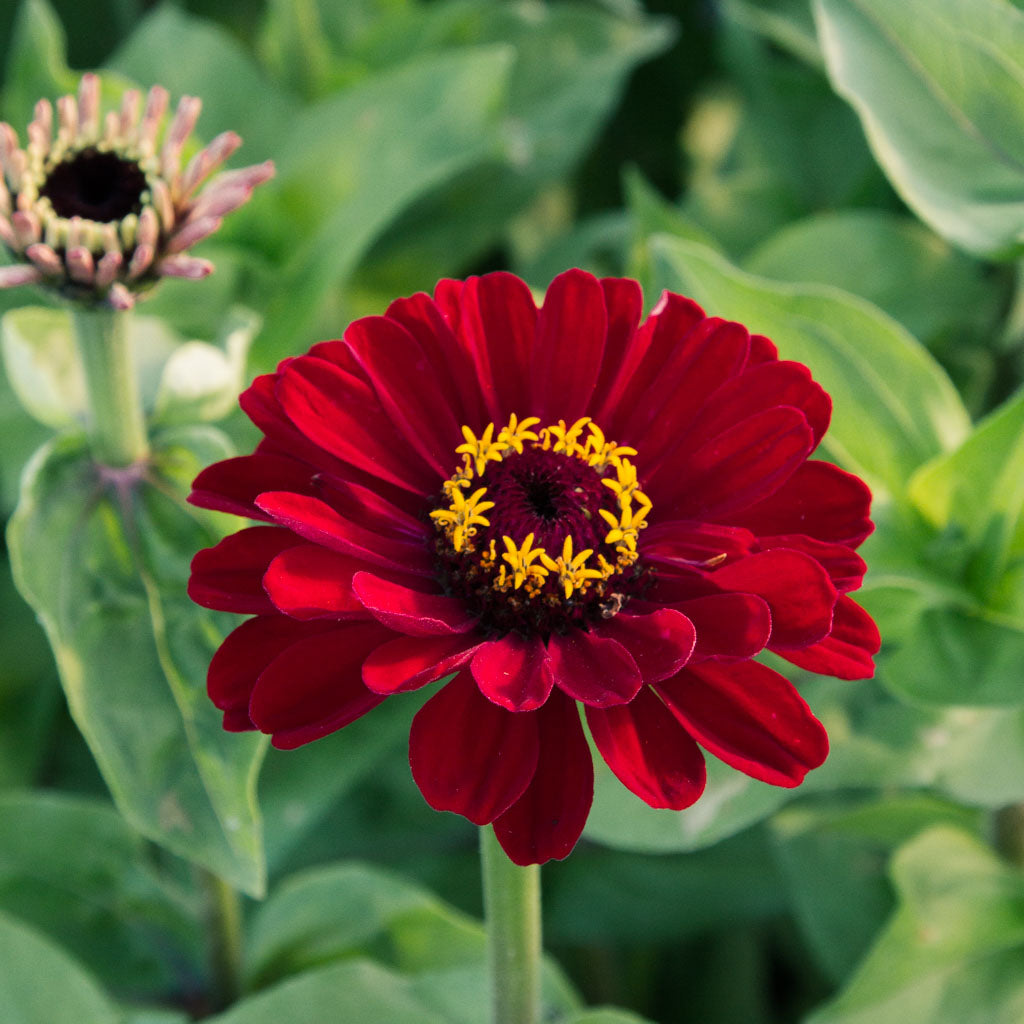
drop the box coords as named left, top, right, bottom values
left=1, top=0, right=1024, bottom=1022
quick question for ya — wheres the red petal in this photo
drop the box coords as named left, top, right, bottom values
left=780, top=595, right=880, bottom=680
left=589, top=276, right=644, bottom=417
left=255, top=491, right=434, bottom=576
left=677, top=593, right=772, bottom=661
left=363, top=634, right=482, bottom=694
left=758, top=535, right=867, bottom=593
left=189, top=527, right=299, bottom=613
left=276, top=354, right=436, bottom=494
left=687, top=361, right=831, bottom=451
left=207, top=615, right=336, bottom=725
left=656, top=662, right=829, bottom=787
left=249, top=624, right=392, bottom=748
left=546, top=630, right=643, bottom=708
left=586, top=686, right=706, bottom=809
left=593, top=291, right=711, bottom=437
left=410, top=672, right=539, bottom=825
left=711, top=548, right=837, bottom=649
left=493, top=690, right=594, bottom=865
left=641, top=520, right=757, bottom=569
left=263, top=543, right=368, bottom=619
left=734, top=460, right=874, bottom=546
left=457, top=272, right=538, bottom=422
left=189, top=452, right=318, bottom=520
left=344, top=316, right=461, bottom=479
left=471, top=633, right=553, bottom=711
left=597, top=609, right=696, bottom=684
left=655, top=406, right=814, bottom=520
left=623, top=316, right=752, bottom=468
left=384, top=291, right=486, bottom=428
left=352, top=572, right=479, bottom=636
left=531, top=269, right=607, bottom=422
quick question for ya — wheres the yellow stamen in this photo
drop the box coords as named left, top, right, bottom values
left=501, top=532, right=549, bottom=590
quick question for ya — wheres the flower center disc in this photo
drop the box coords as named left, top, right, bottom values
left=40, top=148, right=148, bottom=222
left=430, top=415, right=652, bottom=637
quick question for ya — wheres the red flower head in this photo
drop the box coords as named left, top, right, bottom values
left=188, top=270, right=879, bottom=865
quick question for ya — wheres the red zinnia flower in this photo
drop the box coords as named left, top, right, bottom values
left=188, top=270, right=879, bottom=865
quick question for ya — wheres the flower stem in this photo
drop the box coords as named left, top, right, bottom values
left=72, top=306, right=148, bottom=467
left=202, top=868, right=244, bottom=1010
left=480, top=826, right=542, bottom=1024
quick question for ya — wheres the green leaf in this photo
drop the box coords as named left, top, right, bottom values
left=808, top=826, right=1024, bottom=1024
left=771, top=796, right=982, bottom=984
left=245, top=862, right=485, bottom=988
left=558, top=1012, right=656, bottom=1024
left=244, top=859, right=580, bottom=1019
left=0, top=0, right=76, bottom=124
left=106, top=4, right=297, bottom=161
left=6, top=429, right=267, bottom=894
left=814, top=0, right=1024, bottom=258
left=210, top=960, right=451, bottom=1024
left=908, top=386, right=1024, bottom=584
left=258, top=695, right=418, bottom=875
left=0, top=909, right=120, bottom=1024
left=745, top=211, right=999, bottom=351
left=1, top=307, right=89, bottom=430
left=0, top=791, right=201, bottom=997
left=585, top=752, right=790, bottom=853
left=1, top=306, right=257, bottom=431
left=881, top=607, right=1024, bottom=708
left=252, top=45, right=513, bottom=364
left=645, top=236, right=970, bottom=497
left=358, top=1, right=673, bottom=283
left=722, top=0, right=823, bottom=67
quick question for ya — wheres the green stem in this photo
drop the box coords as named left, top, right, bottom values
left=202, top=869, right=244, bottom=1010
left=72, top=306, right=148, bottom=466
left=480, top=826, right=542, bottom=1024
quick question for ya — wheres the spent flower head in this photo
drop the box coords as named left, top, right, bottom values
left=0, top=73, right=274, bottom=309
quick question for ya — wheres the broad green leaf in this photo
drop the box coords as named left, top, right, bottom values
left=1, top=0, right=76, bottom=124
left=646, top=236, right=970, bottom=496
left=881, top=607, right=1024, bottom=708
left=558, top=1012, right=656, bottom=1024
left=814, top=0, right=1024, bottom=258
left=252, top=46, right=513, bottom=363
left=908, top=386, right=1024, bottom=584
left=244, top=859, right=580, bottom=1019
left=245, top=862, right=485, bottom=988
left=106, top=4, right=297, bottom=161
left=585, top=751, right=790, bottom=853
left=1, top=306, right=256, bottom=430
left=722, top=0, right=822, bottom=67
left=258, top=695, right=418, bottom=875
left=771, top=796, right=982, bottom=984
left=7, top=429, right=267, bottom=894
left=808, top=826, right=1024, bottom=1024
left=257, top=0, right=334, bottom=98
left=0, top=909, right=119, bottom=1024
left=1, top=307, right=89, bottom=429
left=210, top=961, right=450, bottom=1024
left=0, top=792, right=201, bottom=997
left=354, top=0, right=673, bottom=290
left=546, top=832, right=785, bottom=944
left=745, top=212, right=999, bottom=351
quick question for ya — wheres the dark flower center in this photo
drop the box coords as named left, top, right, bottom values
left=40, top=148, right=147, bottom=222
left=430, top=415, right=653, bottom=637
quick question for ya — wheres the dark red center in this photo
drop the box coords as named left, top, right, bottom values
left=41, top=148, right=147, bottom=222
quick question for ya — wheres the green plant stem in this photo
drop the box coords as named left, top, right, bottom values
left=480, top=825, right=542, bottom=1024
left=203, top=868, right=244, bottom=1010
left=71, top=306, right=148, bottom=466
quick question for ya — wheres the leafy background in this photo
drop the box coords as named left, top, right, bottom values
left=1, top=0, right=1024, bottom=1022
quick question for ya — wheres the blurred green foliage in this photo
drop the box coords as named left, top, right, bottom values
left=1, top=0, right=1024, bottom=1022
